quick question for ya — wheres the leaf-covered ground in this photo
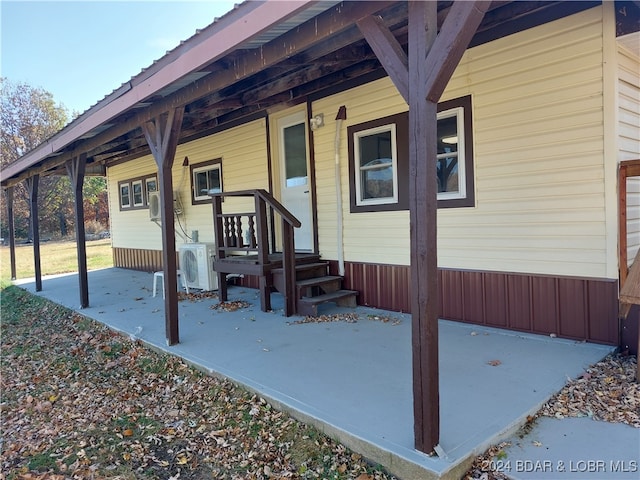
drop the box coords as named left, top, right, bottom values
left=463, top=352, right=639, bottom=480
left=0, top=286, right=397, bottom=480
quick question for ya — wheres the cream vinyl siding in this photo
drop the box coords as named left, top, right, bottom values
left=108, top=157, right=161, bottom=250
left=312, top=78, right=410, bottom=265
left=312, top=6, right=609, bottom=277
left=618, top=45, right=640, bottom=265
left=108, top=119, right=268, bottom=251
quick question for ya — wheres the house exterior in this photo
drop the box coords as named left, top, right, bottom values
left=2, top=0, right=638, bottom=455
left=108, top=3, right=638, bottom=348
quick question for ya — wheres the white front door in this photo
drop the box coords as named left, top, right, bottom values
left=279, top=111, right=313, bottom=251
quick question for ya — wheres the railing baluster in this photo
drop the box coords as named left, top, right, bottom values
left=248, top=215, right=256, bottom=248
left=224, top=216, right=231, bottom=247
left=236, top=215, right=243, bottom=247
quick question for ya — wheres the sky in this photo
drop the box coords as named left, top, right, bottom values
left=1, top=0, right=237, bottom=115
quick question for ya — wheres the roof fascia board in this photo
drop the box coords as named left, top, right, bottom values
left=1, top=0, right=317, bottom=183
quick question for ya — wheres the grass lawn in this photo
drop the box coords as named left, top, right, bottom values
left=0, top=238, right=113, bottom=286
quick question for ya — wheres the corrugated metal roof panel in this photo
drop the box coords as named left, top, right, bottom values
left=238, top=1, right=342, bottom=49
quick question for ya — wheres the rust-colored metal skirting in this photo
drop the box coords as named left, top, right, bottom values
left=113, top=247, right=172, bottom=273
left=329, top=261, right=619, bottom=347
left=112, top=248, right=620, bottom=348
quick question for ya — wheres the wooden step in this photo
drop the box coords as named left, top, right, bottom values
left=297, top=290, right=359, bottom=317
left=296, top=275, right=342, bottom=298
left=292, top=261, right=329, bottom=280
left=272, top=262, right=329, bottom=293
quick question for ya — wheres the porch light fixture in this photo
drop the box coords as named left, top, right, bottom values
left=442, top=136, right=458, bottom=144
left=310, top=113, right=324, bottom=131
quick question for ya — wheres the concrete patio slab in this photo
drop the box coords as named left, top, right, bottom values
left=13, top=267, right=616, bottom=479
left=502, top=417, right=639, bottom=480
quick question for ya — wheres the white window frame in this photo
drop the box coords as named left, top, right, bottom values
left=192, top=163, right=223, bottom=202
left=120, top=183, right=131, bottom=209
left=437, top=106, right=466, bottom=201
left=132, top=179, right=144, bottom=207
left=354, top=123, right=398, bottom=206
left=145, top=177, right=157, bottom=200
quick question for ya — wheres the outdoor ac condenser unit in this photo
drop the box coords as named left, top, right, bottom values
left=178, top=243, right=217, bottom=291
left=148, top=191, right=161, bottom=221
left=148, top=191, right=183, bottom=221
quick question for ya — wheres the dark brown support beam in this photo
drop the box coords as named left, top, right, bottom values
left=25, top=176, right=42, bottom=292
left=142, top=107, right=184, bottom=346
left=66, top=154, right=89, bottom=308
left=356, top=14, right=409, bottom=103
left=424, top=0, right=492, bottom=102
left=4, top=187, right=17, bottom=280
left=408, top=0, right=440, bottom=454
left=620, top=163, right=629, bottom=285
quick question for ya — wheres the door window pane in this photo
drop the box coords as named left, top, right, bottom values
left=284, top=123, right=307, bottom=187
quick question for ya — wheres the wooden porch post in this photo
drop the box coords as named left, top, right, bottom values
left=142, top=107, right=185, bottom=346
left=4, top=186, right=17, bottom=280
left=25, top=175, right=42, bottom=292
left=358, top=0, right=489, bottom=453
left=407, top=1, right=439, bottom=453
left=66, top=153, right=89, bottom=308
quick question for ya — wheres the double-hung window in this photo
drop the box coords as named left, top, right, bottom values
left=354, top=124, right=398, bottom=206
left=132, top=180, right=144, bottom=207
left=435, top=95, right=474, bottom=208
left=436, top=106, right=465, bottom=200
left=348, top=95, right=474, bottom=212
left=191, top=158, right=223, bottom=204
left=120, top=183, right=131, bottom=209
left=145, top=177, right=157, bottom=198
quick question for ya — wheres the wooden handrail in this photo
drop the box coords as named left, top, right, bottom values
left=210, top=189, right=300, bottom=316
left=211, top=189, right=301, bottom=228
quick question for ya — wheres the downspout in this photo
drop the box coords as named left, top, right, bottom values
left=334, top=106, right=347, bottom=276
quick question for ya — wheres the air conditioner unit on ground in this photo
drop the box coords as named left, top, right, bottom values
left=178, top=242, right=217, bottom=291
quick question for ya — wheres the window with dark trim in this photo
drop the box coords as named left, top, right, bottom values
left=119, top=183, right=131, bottom=209
left=348, top=112, right=409, bottom=213
left=118, top=174, right=157, bottom=211
left=348, top=95, right=475, bottom=212
left=145, top=177, right=157, bottom=198
left=190, top=158, right=223, bottom=205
